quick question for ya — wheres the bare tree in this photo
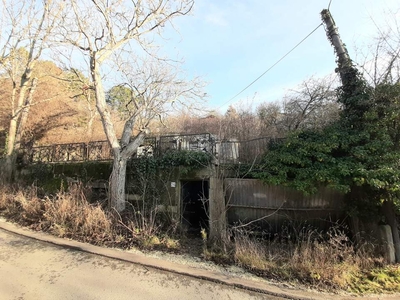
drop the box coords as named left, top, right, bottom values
left=256, top=101, right=282, bottom=137
left=219, top=104, right=260, bottom=141
left=57, top=0, right=201, bottom=211
left=257, top=76, right=340, bottom=137
left=62, top=68, right=98, bottom=142
left=355, top=9, right=400, bottom=86
left=114, top=57, right=202, bottom=131
left=281, top=75, right=339, bottom=131
left=0, top=0, right=63, bottom=181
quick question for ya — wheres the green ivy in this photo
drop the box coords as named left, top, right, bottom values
left=128, top=150, right=212, bottom=177
left=158, top=150, right=212, bottom=175
left=125, top=150, right=212, bottom=209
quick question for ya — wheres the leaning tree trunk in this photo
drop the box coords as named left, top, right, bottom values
left=90, top=54, right=124, bottom=211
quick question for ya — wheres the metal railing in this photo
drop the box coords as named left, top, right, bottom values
left=19, top=134, right=278, bottom=164
left=21, top=141, right=112, bottom=163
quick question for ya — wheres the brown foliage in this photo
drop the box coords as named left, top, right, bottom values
left=0, top=60, right=127, bottom=150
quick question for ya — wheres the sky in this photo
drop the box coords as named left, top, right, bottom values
left=159, top=0, right=400, bottom=114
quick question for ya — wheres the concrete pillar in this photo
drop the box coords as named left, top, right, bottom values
left=208, top=171, right=226, bottom=244
left=379, top=225, right=396, bottom=264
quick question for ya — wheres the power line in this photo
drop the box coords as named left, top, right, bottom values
left=328, top=0, right=333, bottom=11
left=217, top=22, right=323, bottom=110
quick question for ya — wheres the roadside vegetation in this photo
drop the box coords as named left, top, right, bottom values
left=1, top=182, right=399, bottom=294
left=1, top=1, right=400, bottom=297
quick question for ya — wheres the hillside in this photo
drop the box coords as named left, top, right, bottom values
left=0, top=61, right=125, bottom=150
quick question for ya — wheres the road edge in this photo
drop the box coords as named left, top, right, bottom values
left=0, top=218, right=362, bottom=300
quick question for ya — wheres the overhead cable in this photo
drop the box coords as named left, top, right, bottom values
left=217, top=22, right=324, bottom=110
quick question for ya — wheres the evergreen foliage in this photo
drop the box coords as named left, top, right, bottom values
left=254, top=65, right=400, bottom=219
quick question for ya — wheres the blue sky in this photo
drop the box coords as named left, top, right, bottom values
left=160, top=0, right=400, bottom=113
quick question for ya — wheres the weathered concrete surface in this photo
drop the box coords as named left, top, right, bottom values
left=0, top=228, right=273, bottom=300
left=0, top=219, right=399, bottom=300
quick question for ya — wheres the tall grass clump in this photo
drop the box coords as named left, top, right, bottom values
left=0, top=184, right=13, bottom=211
left=0, top=182, right=177, bottom=249
left=287, top=227, right=361, bottom=289
left=43, top=183, right=112, bottom=243
left=234, top=231, right=270, bottom=271
left=231, top=225, right=389, bottom=292
left=0, top=184, right=45, bottom=225
left=113, top=203, right=182, bottom=250
left=0, top=182, right=113, bottom=244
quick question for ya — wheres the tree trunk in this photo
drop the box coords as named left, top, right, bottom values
left=15, top=78, right=37, bottom=152
left=108, top=132, right=147, bottom=212
left=4, top=72, right=33, bottom=182
left=3, top=118, right=18, bottom=182
left=2, top=155, right=14, bottom=183
left=90, top=55, right=125, bottom=211
left=90, top=53, right=147, bottom=213
left=86, top=109, right=97, bottom=142
left=110, top=152, right=128, bottom=212
left=321, top=9, right=360, bottom=95
left=382, top=201, right=400, bottom=263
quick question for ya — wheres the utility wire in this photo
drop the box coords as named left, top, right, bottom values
left=328, top=0, right=333, bottom=11
left=217, top=22, right=323, bottom=110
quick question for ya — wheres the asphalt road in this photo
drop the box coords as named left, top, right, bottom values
left=0, top=229, right=277, bottom=300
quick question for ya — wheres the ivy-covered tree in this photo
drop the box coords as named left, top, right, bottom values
left=254, top=9, right=400, bottom=262
left=255, top=79, right=400, bottom=258
left=256, top=83, right=400, bottom=199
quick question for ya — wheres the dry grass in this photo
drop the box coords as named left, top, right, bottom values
left=200, top=229, right=234, bottom=265
left=43, top=184, right=112, bottom=243
left=1, top=182, right=179, bottom=250
left=0, top=185, right=44, bottom=224
left=287, top=229, right=361, bottom=289
left=0, top=184, right=12, bottom=211
left=14, top=189, right=45, bottom=225
left=234, top=234, right=270, bottom=271
left=1, top=183, right=399, bottom=294
left=0, top=183, right=112, bottom=244
left=230, top=227, right=392, bottom=292
left=1, top=183, right=172, bottom=249
left=112, top=206, right=182, bottom=251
